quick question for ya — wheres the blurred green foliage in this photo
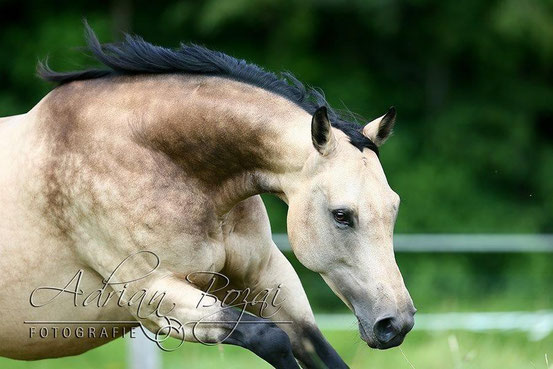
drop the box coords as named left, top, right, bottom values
left=1, top=0, right=552, bottom=233
left=0, top=7, right=551, bottom=366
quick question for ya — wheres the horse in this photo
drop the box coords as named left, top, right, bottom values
left=0, top=24, right=415, bottom=368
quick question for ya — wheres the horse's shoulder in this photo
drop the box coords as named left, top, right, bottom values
left=225, top=195, right=271, bottom=239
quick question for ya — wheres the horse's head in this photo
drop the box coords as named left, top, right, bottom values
left=287, top=106, right=415, bottom=349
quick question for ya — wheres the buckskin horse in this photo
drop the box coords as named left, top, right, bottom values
left=0, top=24, right=415, bottom=368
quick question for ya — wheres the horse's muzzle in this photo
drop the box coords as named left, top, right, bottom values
left=358, top=310, right=415, bottom=349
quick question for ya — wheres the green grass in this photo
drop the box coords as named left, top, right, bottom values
left=1, top=330, right=551, bottom=369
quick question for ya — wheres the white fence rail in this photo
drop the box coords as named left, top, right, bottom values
left=273, top=233, right=553, bottom=252
left=316, top=311, right=553, bottom=341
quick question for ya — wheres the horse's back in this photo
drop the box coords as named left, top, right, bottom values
left=0, top=108, right=46, bottom=235
left=0, top=113, right=24, bottom=124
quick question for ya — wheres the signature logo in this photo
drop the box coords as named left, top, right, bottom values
left=26, top=251, right=287, bottom=351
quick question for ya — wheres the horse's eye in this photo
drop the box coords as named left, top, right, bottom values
left=332, top=209, right=353, bottom=227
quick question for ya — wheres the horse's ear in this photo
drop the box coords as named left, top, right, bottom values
left=311, top=106, right=336, bottom=155
left=362, top=107, right=396, bottom=146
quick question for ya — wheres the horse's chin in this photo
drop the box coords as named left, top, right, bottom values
left=356, top=318, right=377, bottom=348
left=362, top=337, right=380, bottom=349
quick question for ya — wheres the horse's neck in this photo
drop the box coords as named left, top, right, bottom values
left=136, top=75, right=312, bottom=213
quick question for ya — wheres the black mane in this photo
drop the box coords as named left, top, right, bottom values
left=38, top=24, right=378, bottom=154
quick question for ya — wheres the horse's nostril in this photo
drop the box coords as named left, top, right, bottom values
left=373, top=317, right=398, bottom=344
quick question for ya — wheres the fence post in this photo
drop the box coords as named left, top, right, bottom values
left=127, top=328, right=161, bottom=369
